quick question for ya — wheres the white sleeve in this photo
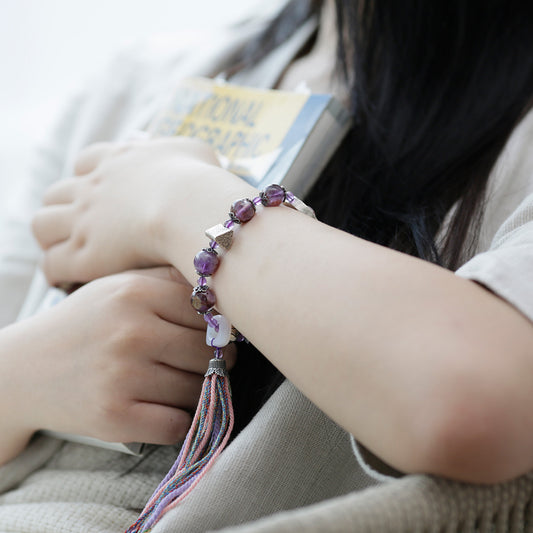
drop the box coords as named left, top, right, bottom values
left=0, top=95, right=84, bottom=327
left=456, top=192, right=533, bottom=322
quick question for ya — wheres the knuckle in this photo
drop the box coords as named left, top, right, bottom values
left=165, top=265, right=183, bottom=284
left=108, top=323, right=139, bottom=352
left=73, top=159, right=90, bottom=177
left=87, top=170, right=103, bottom=186
left=107, top=273, right=145, bottom=300
left=110, top=142, right=133, bottom=157
left=41, top=254, right=58, bottom=285
left=70, top=227, right=87, bottom=250
left=74, top=143, right=115, bottom=176
left=109, top=318, right=150, bottom=354
left=69, top=252, right=94, bottom=283
left=118, top=272, right=148, bottom=291
left=42, top=184, right=61, bottom=205
left=73, top=159, right=86, bottom=176
left=73, top=191, right=91, bottom=213
left=94, top=392, right=125, bottom=430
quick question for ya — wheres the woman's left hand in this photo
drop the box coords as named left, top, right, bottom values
left=32, top=137, right=232, bottom=285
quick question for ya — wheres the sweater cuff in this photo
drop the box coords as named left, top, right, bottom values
left=0, top=434, right=62, bottom=494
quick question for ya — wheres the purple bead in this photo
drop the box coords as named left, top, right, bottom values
left=191, top=287, right=216, bottom=313
left=203, top=312, right=218, bottom=329
left=261, top=184, right=286, bottom=207
left=194, top=249, right=220, bottom=276
left=230, top=198, right=256, bottom=223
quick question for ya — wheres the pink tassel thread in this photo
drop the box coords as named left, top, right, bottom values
left=126, top=358, right=234, bottom=533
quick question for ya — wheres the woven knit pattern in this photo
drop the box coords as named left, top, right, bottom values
left=218, top=473, right=533, bottom=533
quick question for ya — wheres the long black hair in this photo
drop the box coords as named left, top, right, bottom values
left=231, top=0, right=533, bottom=433
left=319, top=0, right=533, bottom=268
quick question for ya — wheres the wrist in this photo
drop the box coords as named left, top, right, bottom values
left=152, top=164, right=258, bottom=284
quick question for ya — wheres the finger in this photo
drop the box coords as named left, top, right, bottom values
left=74, top=142, right=114, bottom=175
left=42, top=239, right=88, bottom=285
left=151, top=324, right=214, bottom=372
left=42, top=177, right=83, bottom=206
left=156, top=281, right=206, bottom=330
left=136, top=363, right=204, bottom=410
left=32, top=205, right=75, bottom=250
left=133, top=270, right=239, bottom=366
left=124, top=403, right=192, bottom=445
left=152, top=321, right=238, bottom=373
left=124, top=272, right=205, bottom=330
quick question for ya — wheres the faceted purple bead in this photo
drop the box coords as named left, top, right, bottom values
left=191, top=287, right=216, bottom=313
left=231, top=198, right=256, bottom=223
left=194, top=249, right=220, bottom=276
left=261, top=184, right=286, bottom=207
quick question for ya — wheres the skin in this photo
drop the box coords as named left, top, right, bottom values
left=0, top=264, right=236, bottom=465
left=27, top=137, right=533, bottom=483
left=2, top=0, right=533, bottom=482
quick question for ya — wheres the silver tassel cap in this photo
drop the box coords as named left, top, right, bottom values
left=205, top=358, right=228, bottom=377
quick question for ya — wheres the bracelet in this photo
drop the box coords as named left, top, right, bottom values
left=191, top=183, right=316, bottom=371
left=127, top=184, right=315, bottom=533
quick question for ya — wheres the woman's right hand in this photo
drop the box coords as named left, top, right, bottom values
left=0, top=266, right=235, bottom=465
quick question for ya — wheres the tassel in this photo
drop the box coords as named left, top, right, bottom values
left=126, top=357, right=234, bottom=533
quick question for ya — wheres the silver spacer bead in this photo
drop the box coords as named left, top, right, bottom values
left=284, top=197, right=316, bottom=219
left=205, top=223, right=234, bottom=250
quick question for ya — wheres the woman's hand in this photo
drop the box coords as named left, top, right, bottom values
left=0, top=266, right=235, bottom=464
left=32, top=138, right=231, bottom=285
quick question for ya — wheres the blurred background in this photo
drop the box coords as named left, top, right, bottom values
left=0, top=0, right=283, bottom=210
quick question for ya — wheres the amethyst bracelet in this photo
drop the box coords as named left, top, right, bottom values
left=127, top=186, right=314, bottom=532
left=190, top=184, right=316, bottom=363
left=126, top=185, right=316, bottom=531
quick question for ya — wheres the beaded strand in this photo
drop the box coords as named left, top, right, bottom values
left=190, top=183, right=315, bottom=358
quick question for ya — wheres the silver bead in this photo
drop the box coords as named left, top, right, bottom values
left=284, top=197, right=316, bottom=219
left=205, top=223, right=234, bottom=250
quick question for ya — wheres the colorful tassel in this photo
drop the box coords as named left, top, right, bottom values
left=126, top=357, right=234, bottom=533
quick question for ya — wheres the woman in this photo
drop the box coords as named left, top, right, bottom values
left=1, top=0, right=533, bottom=531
